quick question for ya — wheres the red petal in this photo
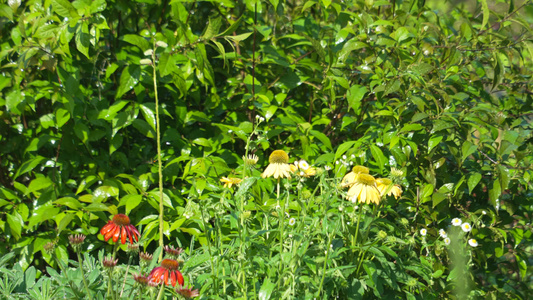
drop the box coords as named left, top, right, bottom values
left=112, top=226, right=120, bottom=242
left=120, top=226, right=127, bottom=244
left=100, top=222, right=113, bottom=235
left=104, top=225, right=117, bottom=241
left=163, top=270, right=169, bottom=285
left=176, top=270, right=184, bottom=286
left=170, top=271, right=177, bottom=287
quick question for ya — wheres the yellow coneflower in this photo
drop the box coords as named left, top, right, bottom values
left=375, top=178, right=403, bottom=199
left=341, top=165, right=369, bottom=188
left=347, top=173, right=381, bottom=205
left=261, top=150, right=292, bottom=179
left=220, top=177, right=243, bottom=188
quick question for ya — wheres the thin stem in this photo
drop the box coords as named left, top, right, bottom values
left=77, top=252, right=93, bottom=300
left=316, top=234, right=332, bottom=297
left=352, top=205, right=364, bottom=250
left=152, top=40, right=165, bottom=260
left=119, top=255, right=133, bottom=297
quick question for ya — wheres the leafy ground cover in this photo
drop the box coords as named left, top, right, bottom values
left=1, top=0, right=532, bottom=298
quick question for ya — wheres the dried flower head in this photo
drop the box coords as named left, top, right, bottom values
left=133, top=273, right=149, bottom=287
left=102, top=256, right=118, bottom=269
left=127, top=243, right=140, bottom=255
left=164, top=245, right=184, bottom=259
left=176, top=286, right=200, bottom=298
left=68, top=234, right=86, bottom=251
left=43, top=241, right=55, bottom=255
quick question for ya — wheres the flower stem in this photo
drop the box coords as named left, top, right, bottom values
left=119, top=255, right=133, bottom=297
left=316, top=234, right=332, bottom=298
left=152, top=39, right=164, bottom=260
left=77, top=252, right=93, bottom=300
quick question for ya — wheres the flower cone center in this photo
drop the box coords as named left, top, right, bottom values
left=351, top=165, right=369, bottom=174
left=112, top=214, right=131, bottom=226
left=376, top=178, right=392, bottom=186
left=356, top=174, right=377, bottom=185
left=269, top=150, right=289, bottom=164
left=161, top=259, right=179, bottom=271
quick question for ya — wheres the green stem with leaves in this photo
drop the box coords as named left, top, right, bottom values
left=152, top=41, right=165, bottom=259
left=76, top=252, right=93, bottom=300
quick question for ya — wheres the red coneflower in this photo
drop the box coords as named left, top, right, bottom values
left=176, top=286, right=199, bottom=298
left=148, top=258, right=184, bottom=287
left=100, top=214, right=140, bottom=244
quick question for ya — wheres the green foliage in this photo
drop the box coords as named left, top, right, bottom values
left=1, top=0, right=533, bottom=298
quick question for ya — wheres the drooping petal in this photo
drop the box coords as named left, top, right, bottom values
left=104, top=225, right=118, bottom=241
left=112, top=225, right=121, bottom=242
left=170, top=270, right=177, bottom=287
left=176, top=270, right=184, bottom=286
left=120, top=226, right=127, bottom=244
left=100, top=222, right=114, bottom=236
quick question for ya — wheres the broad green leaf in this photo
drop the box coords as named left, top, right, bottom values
left=140, top=104, right=157, bottom=132
left=400, top=123, right=423, bottom=133
left=116, top=65, right=141, bottom=99
left=202, top=16, right=222, bottom=40
left=57, top=213, right=75, bottom=234
left=335, top=141, right=357, bottom=160
left=122, top=34, right=150, bottom=51
left=75, top=21, right=90, bottom=58
left=370, top=145, right=386, bottom=172
left=55, top=108, right=70, bottom=128
left=52, top=0, right=77, bottom=17
left=467, top=173, right=482, bottom=193
left=347, top=85, right=367, bottom=113
left=7, top=212, right=23, bottom=239
left=497, top=165, right=510, bottom=191
left=159, top=52, right=178, bottom=77
left=428, top=135, right=443, bottom=153
left=461, top=140, right=477, bottom=162
left=14, top=156, right=46, bottom=179
left=480, top=0, right=489, bottom=31
left=258, top=278, right=275, bottom=300
left=55, top=197, right=82, bottom=210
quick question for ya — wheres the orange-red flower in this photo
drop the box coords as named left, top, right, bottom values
left=148, top=258, right=184, bottom=287
left=100, top=214, right=140, bottom=244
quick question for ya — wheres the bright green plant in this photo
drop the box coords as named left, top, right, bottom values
left=1, top=0, right=532, bottom=298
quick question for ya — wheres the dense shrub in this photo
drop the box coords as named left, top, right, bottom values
left=0, top=0, right=532, bottom=298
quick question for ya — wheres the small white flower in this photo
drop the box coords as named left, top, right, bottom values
left=260, top=117, right=265, bottom=122
left=338, top=206, right=343, bottom=212
left=298, top=160, right=310, bottom=170
left=325, top=165, right=332, bottom=171
left=444, top=237, right=451, bottom=245
left=420, top=228, right=427, bottom=236
left=342, top=155, right=347, bottom=160
left=275, top=205, right=281, bottom=210
left=335, top=160, right=340, bottom=165
left=438, top=229, right=447, bottom=238
left=288, top=218, right=296, bottom=226
left=351, top=154, right=355, bottom=159
left=482, top=210, right=487, bottom=215
left=468, top=239, right=478, bottom=247
left=354, top=205, right=359, bottom=210
left=451, top=218, right=462, bottom=226
left=461, top=223, right=472, bottom=232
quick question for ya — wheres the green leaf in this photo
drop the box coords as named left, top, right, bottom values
left=461, top=140, right=477, bottom=162
left=75, top=21, right=91, bottom=58
left=55, top=108, right=70, bottom=128
left=258, top=278, right=275, bottom=300
left=122, top=34, right=150, bottom=52
left=370, top=145, right=386, bottom=172
left=491, top=52, right=504, bottom=92
left=57, top=213, right=75, bottom=234
left=310, top=130, right=332, bottom=150
left=14, top=156, right=46, bottom=179
left=480, top=0, right=489, bottom=31
left=139, top=104, right=157, bottom=132
left=400, top=123, right=423, bottom=133
left=7, top=212, right=23, bottom=239
left=118, top=194, right=143, bottom=215
left=428, top=135, right=443, bottom=153
left=467, top=173, right=482, bottom=193
left=116, top=65, right=141, bottom=99
left=347, top=85, right=367, bottom=113
left=497, top=165, right=510, bottom=191
left=202, top=16, right=222, bottom=40
left=52, top=0, right=77, bottom=18
left=335, top=141, right=357, bottom=160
